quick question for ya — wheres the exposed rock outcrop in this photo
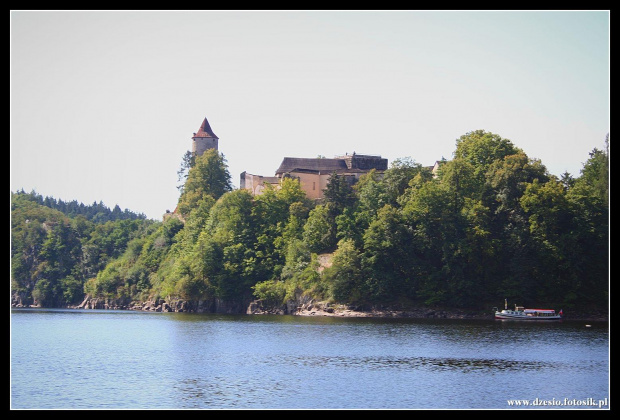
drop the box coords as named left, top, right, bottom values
left=69, top=295, right=253, bottom=314
left=245, top=294, right=495, bottom=319
left=11, top=292, right=29, bottom=308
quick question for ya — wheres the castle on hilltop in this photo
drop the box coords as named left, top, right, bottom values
left=241, top=153, right=388, bottom=199
left=190, top=116, right=439, bottom=201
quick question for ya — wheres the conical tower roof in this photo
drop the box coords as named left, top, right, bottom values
left=192, top=117, right=219, bottom=139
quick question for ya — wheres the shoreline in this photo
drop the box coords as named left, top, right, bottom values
left=12, top=304, right=608, bottom=322
left=249, top=299, right=608, bottom=322
left=290, top=307, right=608, bottom=322
left=11, top=297, right=608, bottom=323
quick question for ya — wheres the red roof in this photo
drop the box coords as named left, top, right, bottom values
left=192, top=117, right=219, bottom=139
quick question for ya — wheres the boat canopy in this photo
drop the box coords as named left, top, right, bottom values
left=524, top=309, right=555, bottom=313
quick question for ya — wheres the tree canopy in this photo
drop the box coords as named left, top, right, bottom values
left=11, top=131, right=609, bottom=313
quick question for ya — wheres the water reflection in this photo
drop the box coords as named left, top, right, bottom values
left=175, top=377, right=289, bottom=408
left=252, top=354, right=605, bottom=373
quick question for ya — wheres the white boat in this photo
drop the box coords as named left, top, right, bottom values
left=494, top=300, right=563, bottom=320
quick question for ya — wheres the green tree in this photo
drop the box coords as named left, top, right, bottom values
left=382, top=157, right=430, bottom=206
left=177, top=150, right=195, bottom=193
left=324, top=172, right=356, bottom=217
left=324, top=238, right=364, bottom=304
left=335, top=169, right=390, bottom=248
left=194, top=190, right=258, bottom=301
left=252, top=279, right=288, bottom=306
left=400, top=175, right=475, bottom=306
left=361, top=205, right=415, bottom=304
left=253, top=178, right=310, bottom=280
left=177, top=149, right=232, bottom=217
left=454, top=130, right=522, bottom=182
left=485, top=153, right=549, bottom=212
left=355, top=169, right=389, bottom=218
left=302, top=204, right=336, bottom=253
left=572, top=134, right=609, bottom=205
left=34, top=220, right=83, bottom=306
left=520, top=179, right=569, bottom=242
left=436, top=158, right=478, bottom=213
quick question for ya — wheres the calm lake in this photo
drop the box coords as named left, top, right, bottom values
left=10, top=308, right=609, bottom=410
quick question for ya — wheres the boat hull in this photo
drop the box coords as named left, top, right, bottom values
left=494, top=312, right=562, bottom=320
left=494, top=303, right=563, bottom=320
left=494, top=314, right=562, bottom=320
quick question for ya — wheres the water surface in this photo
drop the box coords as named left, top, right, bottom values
left=10, top=309, right=609, bottom=409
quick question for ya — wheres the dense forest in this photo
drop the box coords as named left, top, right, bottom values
left=11, top=130, right=609, bottom=313
left=12, top=190, right=148, bottom=222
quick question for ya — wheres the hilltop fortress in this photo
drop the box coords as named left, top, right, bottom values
left=241, top=152, right=388, bottom=199
left=190, top=116, right=439, bottom=200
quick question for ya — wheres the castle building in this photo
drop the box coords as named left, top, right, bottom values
left=188, top=116, right=435, bottom=201
left=241, top=152, right=388, bottom=200
left=239, top=172, right=281, bottom=196
left=192, top=117, right=219, bottom=156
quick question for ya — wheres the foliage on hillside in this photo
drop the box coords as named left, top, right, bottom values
left=11, top=131, right=609, bottom=311
left=12, top=189, right=147, bottom=222
left=10, top=192, right=155, bottom=307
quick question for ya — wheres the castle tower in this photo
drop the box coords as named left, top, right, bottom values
left=192, top=117, right=219, bottom=156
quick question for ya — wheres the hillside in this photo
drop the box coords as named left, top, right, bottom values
left=11, top=131, right=609, bottom=316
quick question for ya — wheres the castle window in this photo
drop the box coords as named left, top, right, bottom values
left=313, top=182, right=316, bottom=190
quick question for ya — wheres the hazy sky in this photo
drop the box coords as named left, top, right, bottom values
left=10, top=10, right=609, bottom=220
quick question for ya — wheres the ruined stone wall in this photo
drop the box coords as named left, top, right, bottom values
left=241, top=172, right=282, bottom=196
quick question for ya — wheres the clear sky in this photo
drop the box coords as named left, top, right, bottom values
left=10, top=10, right=609, bottom=220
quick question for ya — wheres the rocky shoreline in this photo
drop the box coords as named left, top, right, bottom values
left=11, top=293, right=608, bottom=322
left=249, top=299, right=608, bottom=322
